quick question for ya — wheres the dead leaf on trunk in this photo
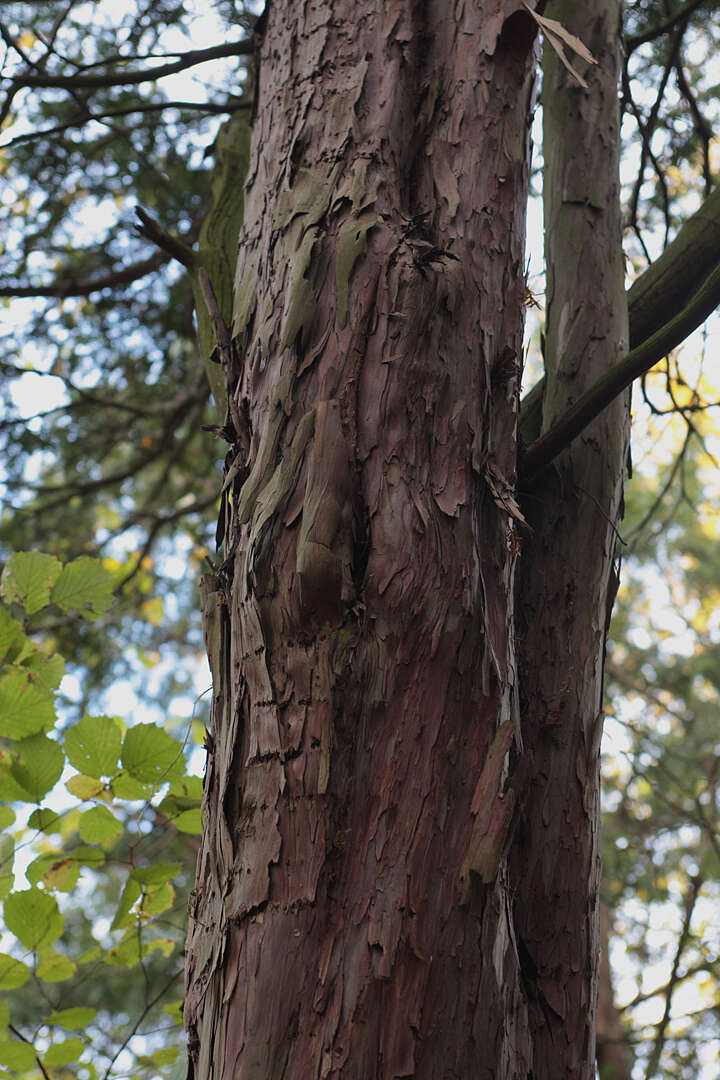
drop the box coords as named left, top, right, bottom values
left=523, top=3, right=598, bottom=89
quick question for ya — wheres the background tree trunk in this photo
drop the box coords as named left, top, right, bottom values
left=185, top=3, right=629, bottom=1077
left=511, top=2, right=630, bottom=1078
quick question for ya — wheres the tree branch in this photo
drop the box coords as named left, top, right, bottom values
left=6, top=39, right=252, bottom=90
left=625, top=0, right=710, bottom=51
left=3, top=96, right=250, bottom=146
left=520, top=184, right=720, bottom=446
left=520, top=260, right=720, bottom=480
left=134, top=207, right=195, bottom=269
left=0, top=251, right=169, bottom=298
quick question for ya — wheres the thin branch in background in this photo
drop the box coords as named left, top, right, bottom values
left=0, top=251, right=169, bottom=298
left=673, top=59, right=713, bottom=197
left=624, top=0, right=710, bottom=52
left=7, top=39, right=252, bottom=90
left=643, top=876, right=703, bottom=1080
left=3, top=95, right=249, bottom=146
left=100, top=970, right=182, bottom=1080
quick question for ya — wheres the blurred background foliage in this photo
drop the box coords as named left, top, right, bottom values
left=0, top=1, right=718, bottom=1078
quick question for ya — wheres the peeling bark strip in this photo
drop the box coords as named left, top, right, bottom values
left=185, top=2, right=622, bottom=1077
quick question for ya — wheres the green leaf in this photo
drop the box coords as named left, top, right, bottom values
left=162, top=1000, right=184, bottom=1023
left=27, top=853, right=80, bottom=892
left=130, top=861, right=181, bottom=886
left=36, top=948, right=77, bottom=983
left=0, top=552, right=61, bottom=614
left=43, top=1037, right=85, bottom=1067
left=51, top=557, right=114, bottom=618
left=0, top=753, right=34, bottom=804
left=0, top=954, right=30, bottom=989
left=0, top=1041, right=37, bottom=1071
left=47, top=1007, right=97, bottom=1029
left=173, top=807, right=202, bottom=834
left=167, top=774, right=203, bottom=800
left=111, top=772, right=153, bottom=801
left=0, top=999, right=9, bottom=1033
left=0, top=669, right=55, bottom=739
left=20, top=650, right=65, bottom=694
left=105, top=934, right=175, bottom=968
left=27, top=807, right=60, bottom=832
left=142, top=881, right=174, bottom=917
left=77, top=945, right=102, bottom=965
left=0, top=608, right=26, bottom=664
left=10, top=734, right=64, bottom=802
left=77, top=805, right=122, bottom=847
left=64, top=714, right=121, bottom=778
left=4, top=888, right=62, bottom=949
left=121, top=723, right=184, bottom=784
left=0, top=835, right=13, bottom=900
left=148, top=1047, right=179, bottom=1066
left=70, top=845, right=106, bottom=868
left=0, top=807, right=16, bottom=830
left=110, top=877, right=141, bottom=931
left=65, top=774, right=104, bottom=800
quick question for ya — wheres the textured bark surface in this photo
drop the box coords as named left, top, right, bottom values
left=185, top=2, right=629, bottom=1078
left=510, top=2, right=630, bottom=1078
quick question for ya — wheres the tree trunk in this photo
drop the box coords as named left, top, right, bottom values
left=511, top=1, right=629, bottom=1076
left=185, top=3, right=628, bottom=1078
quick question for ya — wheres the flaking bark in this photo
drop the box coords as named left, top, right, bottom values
left=186, top=3, right=538, bottom=1077
left=185, top=2, right=630, bottom=1078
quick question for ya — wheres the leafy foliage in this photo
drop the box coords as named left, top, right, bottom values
left=0, top=551, right=202, bottom=1077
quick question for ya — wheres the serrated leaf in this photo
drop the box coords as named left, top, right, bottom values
left=0, top=669, right=55, bottom=739
left=111, top=772, right=152, bottom=801
left=64, top=714, right=121, bottom=778
left=0, top=834, right=13, bottom=898
left=162, top=1000, right=184, bottom=1023
left=0, top=954, right=30, bottom=989
left=0, top=1041, right=37, bottom=1071
left=51, top=557, right=114, bottom=618
left=110, top=877, right=141, bottom=931
left=148, top=1047, right=179, bottom=1066
left=173, top=807, right=202, bottom=834
left=47, top=1007, right=97, bottom=1029
left=36, top=948, right=77, bottom=983
left=167, top=774, right=203, bottom=800
left=78, top=805, right=122, bottom=847
left=105, top=934, right=175, bottom=968
left=0, top=807, right=16, bottom=830
left=0, top=553, right=61, bottom=614
left=4, top=888, right=62, bottom=949
left=142, top=881, right=174, bottom=917
left=65, top=773, right=105, bottom=800
left=121, top=724, right=184, bottom=785
left=69, top=845, right=106, bottom=868
left=21, top=650, right=65, bottom=694
left=0, top=753, right=34, bottom=804
left=0, top=608, right=26, bottom=663
left=27, top=807, right=60, bottom=833
left=10, top=734, right=64, bottom=802
left=130, top=861, right=182, bottom=886
left=43, top=1038, right=85, bottom=1067
left=27, top=853, right=80, bottom=893
left=77, top=945, right=102, bottom=965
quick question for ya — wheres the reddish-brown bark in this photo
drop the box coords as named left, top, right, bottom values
left=185, top=3, right=628, bottom=1078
